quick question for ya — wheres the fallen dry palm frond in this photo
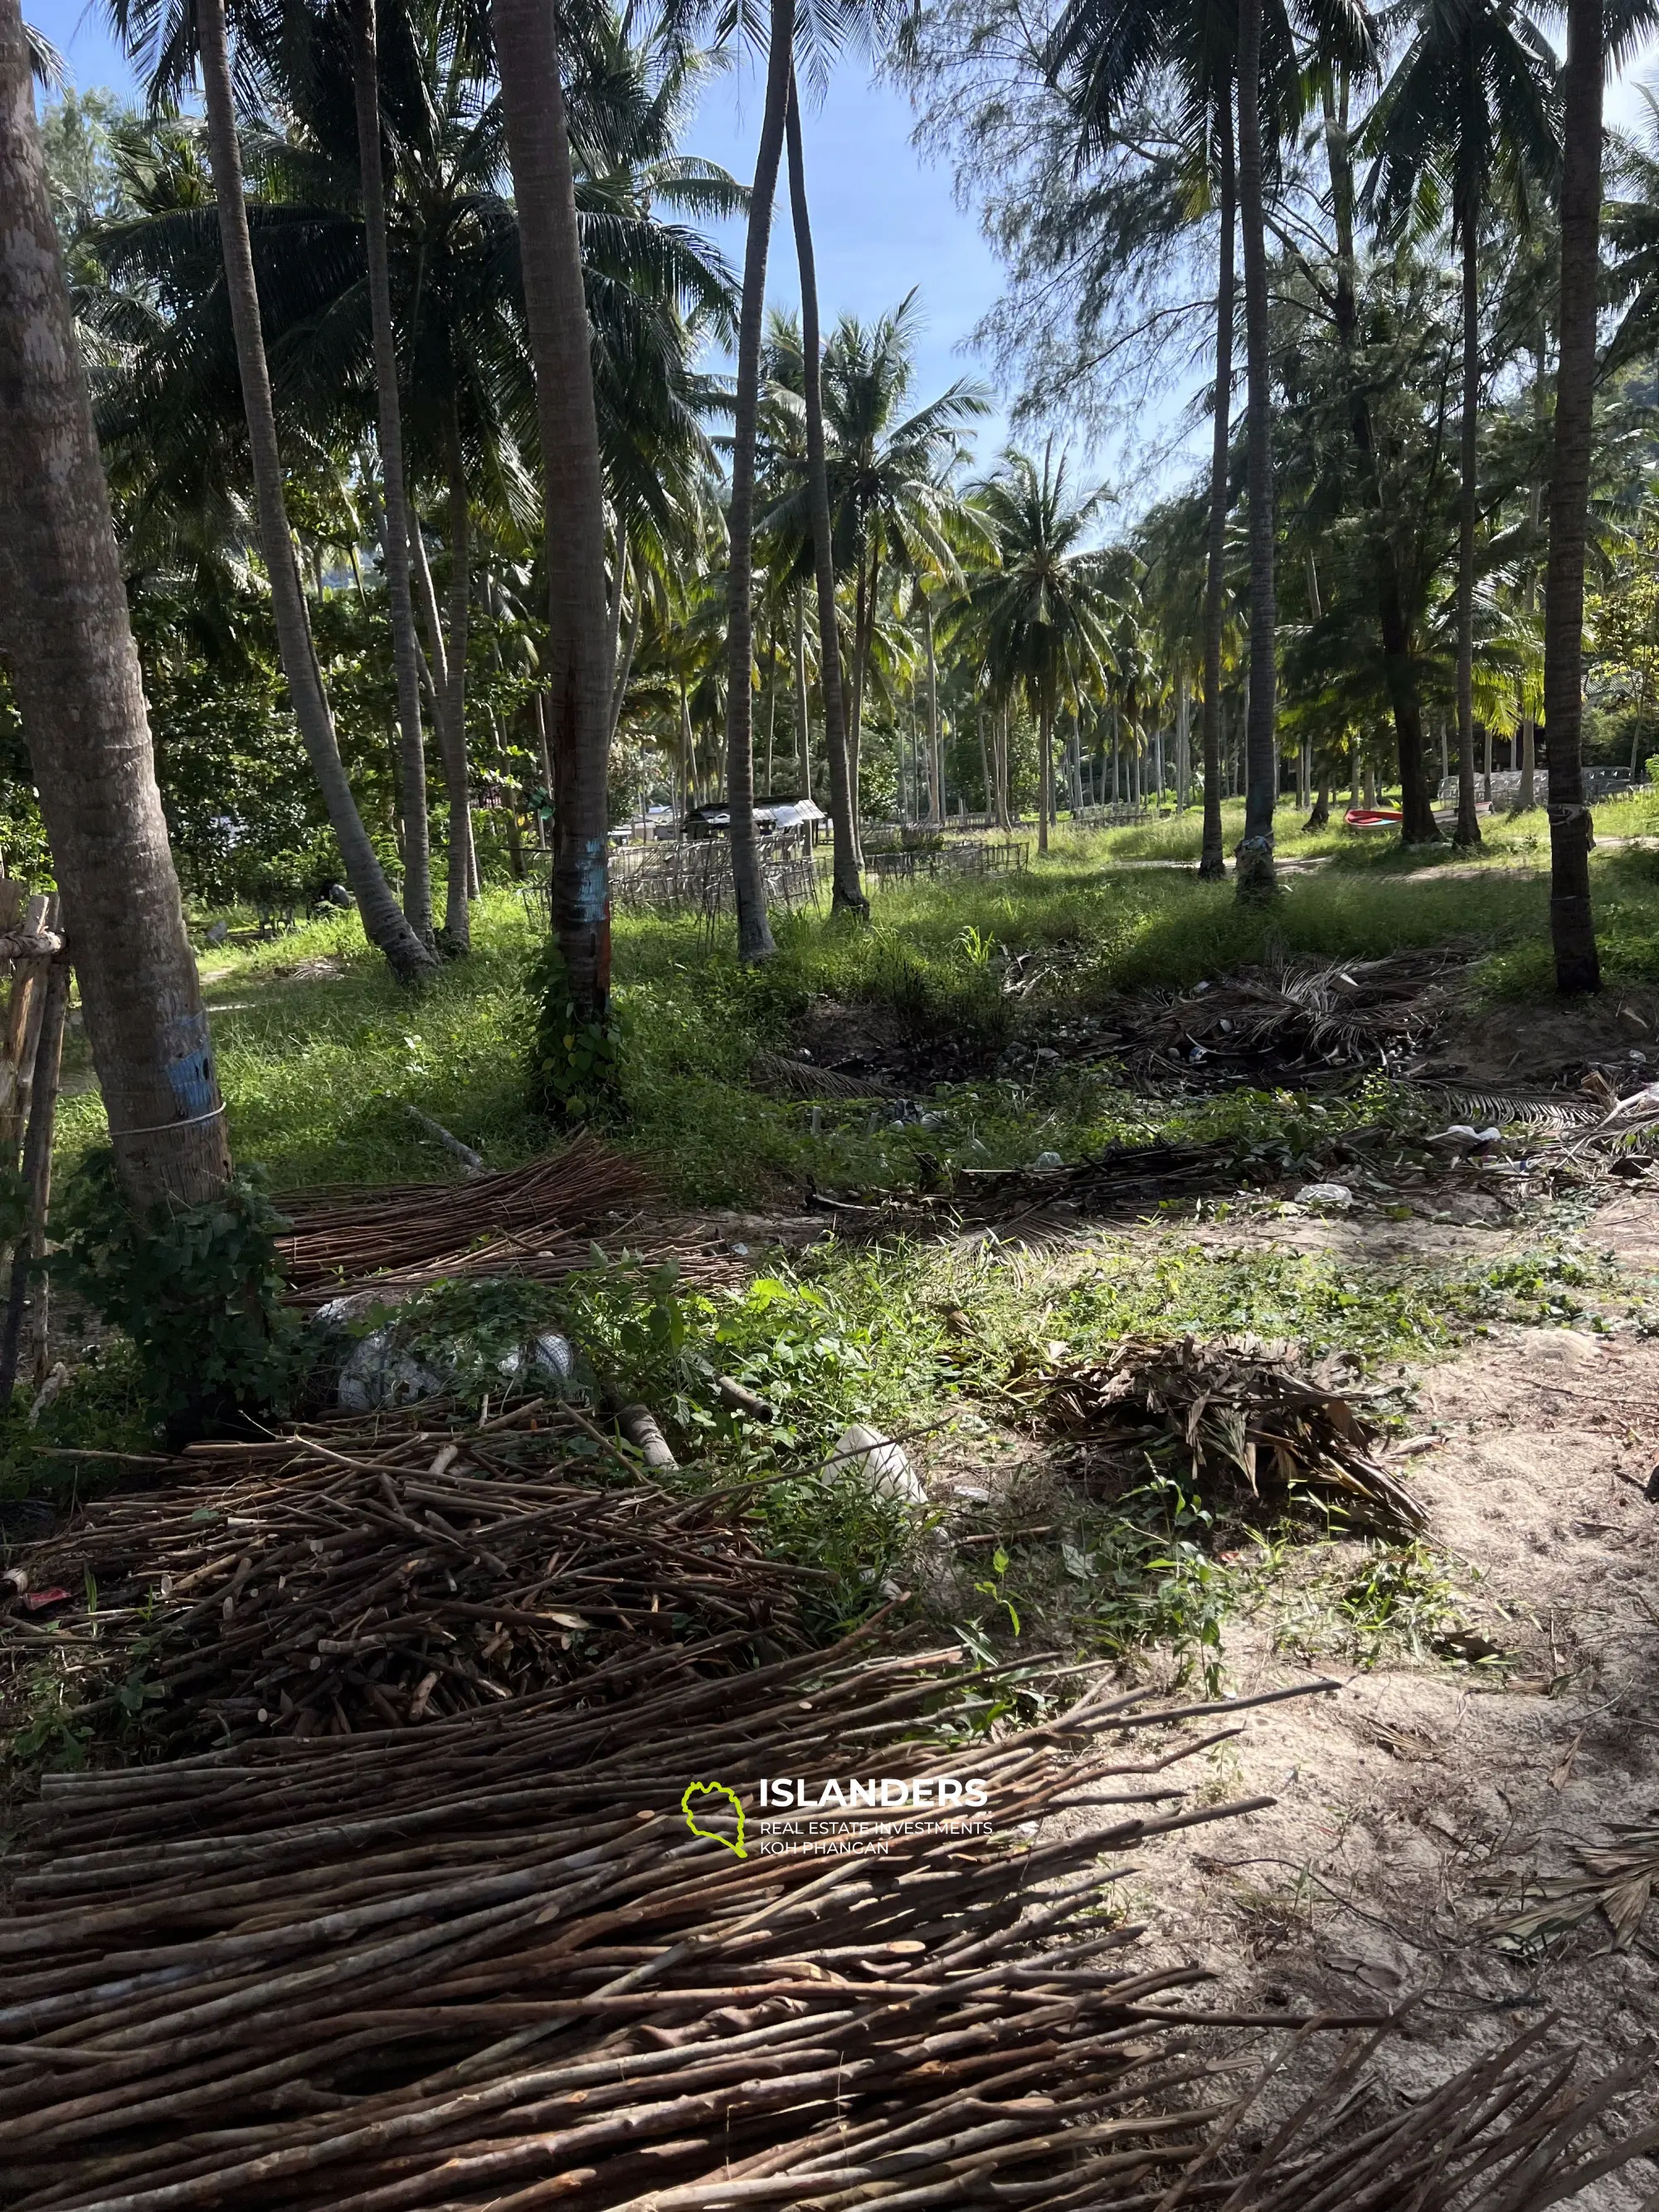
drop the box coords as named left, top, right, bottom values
left=1487, top=1823, right=1659, bottom=1950
left=749, top=1049, right=903, bottom=1101
left=1033, top=1337, right=1428, bottom=1538
left=0, top=1402, right=811, bottom=1751
left=1109, top=951, right=1456, bottom=1084
left=1553, top=1078, right=1659, bottom=1160
left=275, top=1135, right=656, bottom=1303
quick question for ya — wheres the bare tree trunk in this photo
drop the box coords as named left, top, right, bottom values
left=922, top=588, right=942, bottom=823
left=351, top=0, right=433, bottom=944
left=722, top=0, right=793, bottom=962
left=197, top=0, right=434, bottom=979
left=786, top=76, right=865, bottom=907
left=438, top=420, right=474, bottom=948
left=1200, top=90, right=1235, bottom=880
left=1543, top=0, right=1603, bottom=992
left=1453, top=213, right=1483, bottom=847
left=0, top=0, right=233, bottom=1207
left=793, top=588, right=813, bottom=800
left=1516, top=334, right=1545, bottom=812
left=1235, top=0, right=1277, bottom=901
left=491, top=0, right=614, bottom=1020
left=609, top=543, right=643, bottom=748
left=1175, top=666, right=1190, bottom=812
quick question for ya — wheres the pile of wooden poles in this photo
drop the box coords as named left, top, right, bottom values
left=1, top=1400, right=812, bottom=1749
left=0, top=1641, right=1650, bottom=2208
left=276, top=1137, right=657, bottom=1303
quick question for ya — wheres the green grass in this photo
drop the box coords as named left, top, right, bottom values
left=49, top=805, right=1659, bottom=1203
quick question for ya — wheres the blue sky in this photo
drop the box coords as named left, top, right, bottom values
left=26, top=0, right=1659, bottom=513
left=26, top=2, right=1014, bottom=455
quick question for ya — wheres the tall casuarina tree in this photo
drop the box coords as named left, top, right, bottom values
left=1233, top=0, right=1277, bottom=898
left=722, top=0, right=795, bottom=962
left=114, top=0, right=438, bottom=982
left=1366, top=0, right=1559, bottom=852
left=0, top=0, right=231, bottom=1208
left=786, top=67, right=865, bottom=916
left=489, top=0, right=615, bottom=1021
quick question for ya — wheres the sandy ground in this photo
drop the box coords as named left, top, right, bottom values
left=997, top=1190, right=1659, bottom=2204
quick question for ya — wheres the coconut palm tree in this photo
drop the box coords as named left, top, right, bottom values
left=0, top=0, right=231, bottom=1208
left=721, top=0, right=795, bottom=962
left=1365, top=0, right=1559, bottom=851
left=962, top=447, right=1120, bottom=855
left=109, top=0, right=439, bottom=982
left=763, top=292, right=988, bottom=829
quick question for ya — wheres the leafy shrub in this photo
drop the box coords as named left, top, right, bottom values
left=54, top=1152, right=303, bottom=1437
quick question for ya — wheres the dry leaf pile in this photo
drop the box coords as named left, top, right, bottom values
left=1489, top=1822, right=1659, bottom=1951
left=1034, top=1337, right=1429, bottom=1538
left=0, top=1404, right=810, bottom=1751
left=1107, top=952, right=1453, bottom=1085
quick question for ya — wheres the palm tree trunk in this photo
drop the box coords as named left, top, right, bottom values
left=1516, top=333, right=1545, bottom=811
left=197, top=0, right=434, bottom=980
left=851, top=555, right=870, bottom=832
left=351, top=0, right=433, bottom=945
left=793, top=587, right=812, bottom=799
left=1544, top=0, right=1603, bottom=992
left=1453, top=211, right=1482, bottom=848
left=722, top=0, right=793, bottom=962
left=440, top=419, right=474, bottom=948
left=0, top=0, right=231, bottom=1209
left=786, top=80, right=864, bottom=910
left=490, top=0, right=614, bottom=1020
left=1038, top=699, right=1052, bottom=855
left=1234, top=0, right=1277, bottom=900
left=1199, top=91, right=1235, bottom=880
left=922, top=590, right=942, bottom=823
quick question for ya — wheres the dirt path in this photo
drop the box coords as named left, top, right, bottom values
left=1041, top=1194, right=1659, bottom=2205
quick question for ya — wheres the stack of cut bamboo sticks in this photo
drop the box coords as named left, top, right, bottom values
left=2, top=1401, right=811, bottom=1747
left=2, top=1637, right=1653, bottom=2209
left=275, top=1136, right=656, bottom=1302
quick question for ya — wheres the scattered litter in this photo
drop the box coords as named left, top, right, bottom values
left=1296, top=1182, right=1355, bottom=1211
left=338, top=1328, right=449, bottom=1411
left=827, top=1421, right=925, bottom=1503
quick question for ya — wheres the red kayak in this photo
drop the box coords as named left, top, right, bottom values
left=1345, top=806, right=1403, bottom=828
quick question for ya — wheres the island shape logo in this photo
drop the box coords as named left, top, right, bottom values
left=681, top=1780, right=747, bottom=1858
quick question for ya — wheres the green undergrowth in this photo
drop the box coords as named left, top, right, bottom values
left=51, top=806, right=1659, bottom=1204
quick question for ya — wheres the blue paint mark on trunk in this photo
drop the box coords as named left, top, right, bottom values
left=163, top=1011, right=216, bottom=1118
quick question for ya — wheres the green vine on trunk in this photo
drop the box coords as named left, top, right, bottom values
left=528, top=942, right=618, bottom=1122
left=55, top=1152, right=304, bottom=1440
